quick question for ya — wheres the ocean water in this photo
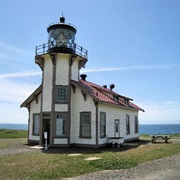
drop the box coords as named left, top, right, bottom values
left=0, top=123, right=28, bottom=130
left=139, top=124, right=180, bottom=135
left=0, top=123, right=180, bottom=135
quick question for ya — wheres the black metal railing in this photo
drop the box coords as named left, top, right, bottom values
left=35, top=42, right=88, bottom=59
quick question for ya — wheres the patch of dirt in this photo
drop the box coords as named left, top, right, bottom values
left=29, top=145, right=44, bottom=150
left=68, top=153, right=82, bottom=156
left=84, top=157, right=101, bottom=161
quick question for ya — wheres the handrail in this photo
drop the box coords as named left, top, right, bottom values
left=35, top=42, right=88, bottom=59
left=47, top=22, right=77, bottom=31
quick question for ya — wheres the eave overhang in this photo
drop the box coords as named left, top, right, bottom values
left=20, top=85, right=42, bottom=108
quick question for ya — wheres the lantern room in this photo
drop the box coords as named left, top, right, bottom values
left=35, top=16, right=88, bottom=60
left=47, top=16, right=77, bottom=54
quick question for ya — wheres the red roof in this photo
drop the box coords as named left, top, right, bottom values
left=21, top=79, right=144, bottom=112
left=71, top=79, right=144, bottom=112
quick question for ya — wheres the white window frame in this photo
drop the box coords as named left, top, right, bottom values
left=33, top=114, right=40, bottom=135
left=56, top=113, right=66, bottom=136
left=134, top=116, right=138, bottom=134
left=126, top=114, right=130, bottom=135
left=80, top=112, right=91, bottom=138
left=57, top=86, right=67, bottom=102
left=100, top=112, right=106, bottom=138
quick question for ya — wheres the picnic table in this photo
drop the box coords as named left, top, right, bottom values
left=151, top=135, right=170, bottom=143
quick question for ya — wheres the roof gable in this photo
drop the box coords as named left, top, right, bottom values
left=20, top=85, right=42, bottom=108
left=71, top=80, right=144, bottom=112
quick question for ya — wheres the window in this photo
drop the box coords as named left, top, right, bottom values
left=33, top=114, right=40, bottom=135
left=57, top=87, right=67, bottom=102
left=80, top=112, right=91, bottom=138
left=100, top=112, right=106, bottom=137
left=125, top=99, right=129, bottom=104
left=126, top=115, right=130, bottom=135
left=134, top=116, right=138, bottom=134
left=56, top=113, right=66, bottom=136
left=115, top=119, right=119, bottom=133
left=113, top=95, right=119, bottom=101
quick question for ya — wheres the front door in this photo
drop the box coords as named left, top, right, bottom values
left=115, top=119, right=120, bottom=137
left=42, top=118, right=50, bottom=145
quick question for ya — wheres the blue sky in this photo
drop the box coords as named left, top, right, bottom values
left=0, top=0, right=180, bottom=124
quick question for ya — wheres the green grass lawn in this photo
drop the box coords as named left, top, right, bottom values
left=0, top=134, right=179, bottom=179
left=0, top=129, right=27, bottom=139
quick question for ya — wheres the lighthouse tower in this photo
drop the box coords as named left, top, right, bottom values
left=21, top=16, right=144, bottom=148
left=35, top=16, right=88, bottom=146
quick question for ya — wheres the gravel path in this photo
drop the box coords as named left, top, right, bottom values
left=0, top=139, right=35, bottom=156
left=0, top=148, right=35, bottom=156
left=66, top=153, right=180, bottom=180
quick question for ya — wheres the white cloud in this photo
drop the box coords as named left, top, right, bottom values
left=0, top=41, right=32, bottom=61
left=0, top=103, right=28, bottom=124
left=0, top=78, right=39, bottom=123
left=0, top=63, right=179, bottom=124
left=81, top=67, right=119, bottom=73
left=0, top=51, right=14, bottom=60
left=0, top=63, right=178, bottom=79
left=0, top=79, right=38, bottom=103
left=80, top=64, right=180, bottom=73
left=0, top=70, right=41, bottom=79
left=138, top=100, right=180, bottom=124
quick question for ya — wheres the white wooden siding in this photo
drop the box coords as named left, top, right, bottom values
left=55, top=104, right=68, bottom=111
left=56, top=54, right=69, bottom=85
left=70, top=87, right=96, bottom=145
left=71, top=59, right=79, bottom=81
left=98, top=104, right=139, bottom=144
left=29, top=93, right=41, bottom=141
left=42, top=56, right=53, bottom=111
left=54, top=138, right=68, bottom=144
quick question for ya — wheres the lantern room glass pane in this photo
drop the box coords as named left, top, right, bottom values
left=48, top=28, right=75, bottom=50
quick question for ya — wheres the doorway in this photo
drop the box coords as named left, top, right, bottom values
left=42, top=118, right=50, bottom=144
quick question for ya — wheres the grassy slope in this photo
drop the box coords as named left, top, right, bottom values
left=0, top=129, right=28, bottom=139
left=0, top=133, right=179, bottom=179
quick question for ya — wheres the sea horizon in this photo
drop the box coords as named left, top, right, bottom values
left=0, top=123, right=180, bottom=135
left=0, top=123, right=180, bottom=125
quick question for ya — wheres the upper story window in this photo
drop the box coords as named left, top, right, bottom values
left=56, top=86, right=67, bottom=102
left=125, top=99, right=129, bottom=104
left=113, top=95, right=119, bottom=101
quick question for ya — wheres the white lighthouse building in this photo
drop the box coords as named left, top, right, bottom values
left=21, top=16, right=144, bottom=148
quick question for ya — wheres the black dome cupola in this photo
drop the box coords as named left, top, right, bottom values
left=47, top=16, right=77, bottom=54
left=60, top=16, right=65, bottom=23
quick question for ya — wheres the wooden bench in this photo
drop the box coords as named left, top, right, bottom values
left=151, top=135, right=170, bottom=143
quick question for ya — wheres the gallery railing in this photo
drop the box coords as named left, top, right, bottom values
left=35, top=42, right=88, bottom=59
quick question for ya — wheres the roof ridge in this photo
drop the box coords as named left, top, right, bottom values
left=86, top=83, right=122, bottom=104
left=82, top=80, right=133, bottom=100
left=88, top=82, right=119, bottom=104
left=71, top=80, right=119, bottom=105
left=73, top=79, right=144, bottom=111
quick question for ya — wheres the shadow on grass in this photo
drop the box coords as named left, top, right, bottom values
left=41, top=139, right=150, bottom=155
